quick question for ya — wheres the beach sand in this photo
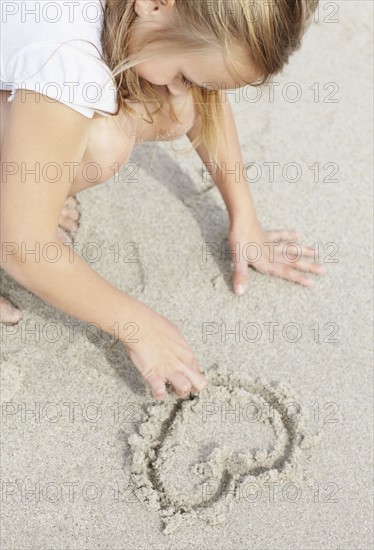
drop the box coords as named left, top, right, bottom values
left=1, top=1, right=373, bottom=548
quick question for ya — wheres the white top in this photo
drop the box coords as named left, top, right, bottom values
left=0, top=0, right=117, bottom=118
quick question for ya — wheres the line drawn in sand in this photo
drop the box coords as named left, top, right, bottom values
left=128, top=365, right=322, bottom=534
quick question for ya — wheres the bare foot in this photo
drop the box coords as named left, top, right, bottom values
left=56, top=195, right=81, bottom=246
left=0, top=295, right=23, bottom=325
left=0, top=196, right=81, bottom=324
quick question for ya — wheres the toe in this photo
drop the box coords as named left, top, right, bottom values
left=63, top=196, right=78, bottom=208
left=57, top=226, right=73, bottom=246
left=59, top=195, right=81, bottom=235
left=0, top=296, right=23, bottom=325
left=64, top=207, right=80, bottom=222
left=58, top=214, right=79, bottom=234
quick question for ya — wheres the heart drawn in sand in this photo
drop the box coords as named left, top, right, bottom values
left=128, top=365, right=321, bottom=534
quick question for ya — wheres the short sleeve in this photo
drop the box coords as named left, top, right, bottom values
left=5, top=40, right=118, bottom=118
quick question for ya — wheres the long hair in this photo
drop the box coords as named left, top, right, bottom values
left=101, top=0, right=319, bottom=162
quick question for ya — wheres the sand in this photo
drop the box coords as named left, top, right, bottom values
left=1, top=1, right=373, bottom=548
left=129, top=366, right=322, bottom=534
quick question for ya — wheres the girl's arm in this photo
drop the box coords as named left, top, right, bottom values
left=1, top=91, right=206, bottom=399
left=187, top=91, right=325, bottom=293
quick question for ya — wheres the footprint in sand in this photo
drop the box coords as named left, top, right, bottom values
left=128, top=365, right=322, bottom=534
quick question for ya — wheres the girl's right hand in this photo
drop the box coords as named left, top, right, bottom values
left=123, top=304, right=207, bottom=401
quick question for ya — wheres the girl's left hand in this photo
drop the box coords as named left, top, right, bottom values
left=228, top=225, right=327, bottom=295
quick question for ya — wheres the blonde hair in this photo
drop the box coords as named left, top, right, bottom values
left=101, top=0, right=319, bottom=161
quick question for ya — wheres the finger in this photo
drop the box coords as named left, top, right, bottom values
left=178, top=364, right=208, bottom=393
left=184, top=355, right=200, bottom=373
left=281, top=258, right=327, bottom=275
left=167, top=372, right=192, bottom=398
left=185, top=357, right=204, bottom=394
left=274, top=243, right=317, bottom=259
left=188, top=357, right=203, bottom=392
left=177, top=346, right=201, bottom=373
left=274, top=249, right=327, bottom=274
left=297, top=246, right=316, bottom=258
left=269, top=262, right=315, bottom=287
left=232, top=255, right=248, bottom=295
left=146, top=374, right=167, bottom=401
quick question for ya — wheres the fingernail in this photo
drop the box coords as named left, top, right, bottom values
left=318, top=265, right=327, bottom=274
left=155, top=392, right=166, bottom=401
left=197, top=380, right=207, bottom=391
left=235, top=284, right=246, bottom=295
left=305, top=279, right=315, bottom=287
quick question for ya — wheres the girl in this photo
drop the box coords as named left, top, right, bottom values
left=0, top=0, right=323, bottom=400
